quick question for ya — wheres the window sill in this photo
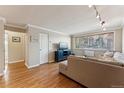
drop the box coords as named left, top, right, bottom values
left=73, top=48, right=109, bottom=51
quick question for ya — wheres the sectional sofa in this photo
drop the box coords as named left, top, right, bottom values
left=59, top=55, right=124, bottom=88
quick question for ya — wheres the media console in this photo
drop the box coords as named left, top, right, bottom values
left=55, top=49, right=71, bottom=62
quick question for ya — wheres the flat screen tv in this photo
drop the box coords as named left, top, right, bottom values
left=59, top=42, right=68, bottom=49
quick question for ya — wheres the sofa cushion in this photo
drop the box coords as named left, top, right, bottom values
left=87, top=56, right=124, bottom=67
left=114, top=52, right=124, bottom=63
left=113, top=52, right=121, bottom=60
left=104, top=51, right=114, bottom=58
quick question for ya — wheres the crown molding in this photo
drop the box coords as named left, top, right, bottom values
left=71, top=26, right=122, bottom=37
left=5, top=24, right=26, bottom=29
left=0, top=17, right=6, bottom=23
left=27, top=24, right=69, bottom=36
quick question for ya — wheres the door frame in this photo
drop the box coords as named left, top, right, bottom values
left=39, top=32, right=49, bottom=64
left=4, top=30, right=27, bottom=69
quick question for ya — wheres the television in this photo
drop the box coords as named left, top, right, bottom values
left=59, top=42, right=68, bottom=49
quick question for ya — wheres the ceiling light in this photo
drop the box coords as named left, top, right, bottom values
left=88, top=5, right=92, bottom=8
left=99, top=23, right=102, bottom=26
left=103, top=28, right=106, bottom=31
left=96, top=14, right=100, bottom=19
left=100, top=21, right=102, bottom=24
left=89, top=5, right=107, bottom=31
left=100, top=21, right=105, bottom=25
left=96, top=12, right=100, bottom=19
left=101, top=25, right=104, bottom=28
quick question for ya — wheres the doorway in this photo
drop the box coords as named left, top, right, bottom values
left=39, top=33, right=48, bottom=64
left=5, top=30, right=26, bottom=68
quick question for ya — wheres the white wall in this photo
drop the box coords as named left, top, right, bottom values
left=114, top=29, right=122, bottom=52
left=25, top=25, right=71, bottom=68
left=0, top=19, right=5, bottom=76
left=6, top=31, right=25, bottom=63
left=25, top=27, right=40, bottom=67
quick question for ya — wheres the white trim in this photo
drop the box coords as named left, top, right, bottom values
left=40, top=62, right=48, bottom=65
left=73, top=31, right=115, bottom=51
left=5, top=24, right=26, bottom=29
left=0, top=16, right=6, bottom=23
left=49, top=60, right=54, bottom=63
left=39, top=33, right=49, bottom=65
left=71, top=27, right=122, bottom=37
left=27, top=24, right=69, bottom=36
left=25, top=63, right=40, bottom=69
left=24, top=62, right=29, bottom=68
left=8, top=60, right=24, bottom=64
left=74, top=48, right=108, bottom=51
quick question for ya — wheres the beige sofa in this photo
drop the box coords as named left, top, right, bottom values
left=59, top=56, right=124, bottom=88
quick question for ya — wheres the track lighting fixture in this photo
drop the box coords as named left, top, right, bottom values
left=103, top=28, right=106, bottom=31
left=88, top=5, right=106, bottom=31
left=96, top=14, right=100, bottom=19
left=101, top=25, right=104, bottom=28
left=96, top=12, right=100, bottom=19
left=101, top=21, right=105, bottom=25
left=88, top=5, right=92, bottom=8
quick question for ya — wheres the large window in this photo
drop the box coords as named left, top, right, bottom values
left=75, top=32, right=114, bottom=50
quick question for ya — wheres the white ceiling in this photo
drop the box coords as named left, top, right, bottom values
left=0, top=5, right=124, bottom=35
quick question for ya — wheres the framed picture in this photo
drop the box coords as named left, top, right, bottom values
left=12, top=36, right=21, bottom=42
left=75, top=32, right=114, bottom=50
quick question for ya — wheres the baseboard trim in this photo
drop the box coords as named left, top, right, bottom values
left=9, top=60, right=24, bottom=64
left=25, top=63, right=40, bottom=69
left=25, top=62, right=29, bottom=68
left=49, top=60, right=54, bottom=63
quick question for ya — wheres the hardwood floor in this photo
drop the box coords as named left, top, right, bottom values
left=0, top=62, right=84, bottom=88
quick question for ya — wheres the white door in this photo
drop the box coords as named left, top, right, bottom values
left=5, top=32, right=8, bottom=64
left=39, top=33, right=48, bottom=64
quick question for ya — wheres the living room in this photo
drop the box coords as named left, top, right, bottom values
left=0, top=1, right=124, bottom=92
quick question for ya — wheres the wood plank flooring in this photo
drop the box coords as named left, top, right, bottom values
left=0, top=62, right=84, bottom=88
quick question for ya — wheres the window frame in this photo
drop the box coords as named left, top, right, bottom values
left=73, top=31, right=115, bottom=51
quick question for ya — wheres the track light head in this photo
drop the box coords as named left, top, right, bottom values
left=89, top=5, right=106, bottom=31
left=103, top=28, right=106, bottom=31
left=88, top=5, right=92, bottom=8
left=101, top=25, right=104, bottom=28
left=96, top=14, right=100, bottom=19
left=100, top=21, right=105, bottom=25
